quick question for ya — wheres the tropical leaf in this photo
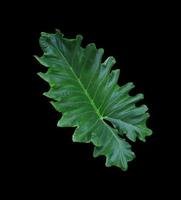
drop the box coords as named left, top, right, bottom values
left=35, top=30, right=152, bottom=170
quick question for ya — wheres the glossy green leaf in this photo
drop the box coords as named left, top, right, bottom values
left=35, top=30, right=152, bottom=170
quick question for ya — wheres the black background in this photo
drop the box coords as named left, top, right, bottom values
left=10, top=1, right=178, bottom=198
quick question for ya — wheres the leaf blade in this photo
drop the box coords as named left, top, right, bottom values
left=36, top=30, right=152, bottom=170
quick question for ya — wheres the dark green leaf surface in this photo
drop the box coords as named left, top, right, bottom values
left=35, top=30, right=152, bottom=170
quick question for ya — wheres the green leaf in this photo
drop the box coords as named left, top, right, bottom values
left=35, top=30, right=152, bottom=170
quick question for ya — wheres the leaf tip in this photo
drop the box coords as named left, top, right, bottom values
left=128, top=82, right=135, bottom=88
left=37, top=71, right=44, bottom=79
left=109, top=56, right=116, bottom=64
left=72, top=133, right=79, bottom=142
left=34, top=55, right=40, bottom=61
left=87, top=43, right=97, bottom=50
left=137, top=93, right=144, bottom=100
left=40, top=32, right=50, bottom=37
left=57, top=119, right=64, bottom=127
left=99, top=48, right=104, bottom=54
left=76, top=34, right=83, bottom=41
